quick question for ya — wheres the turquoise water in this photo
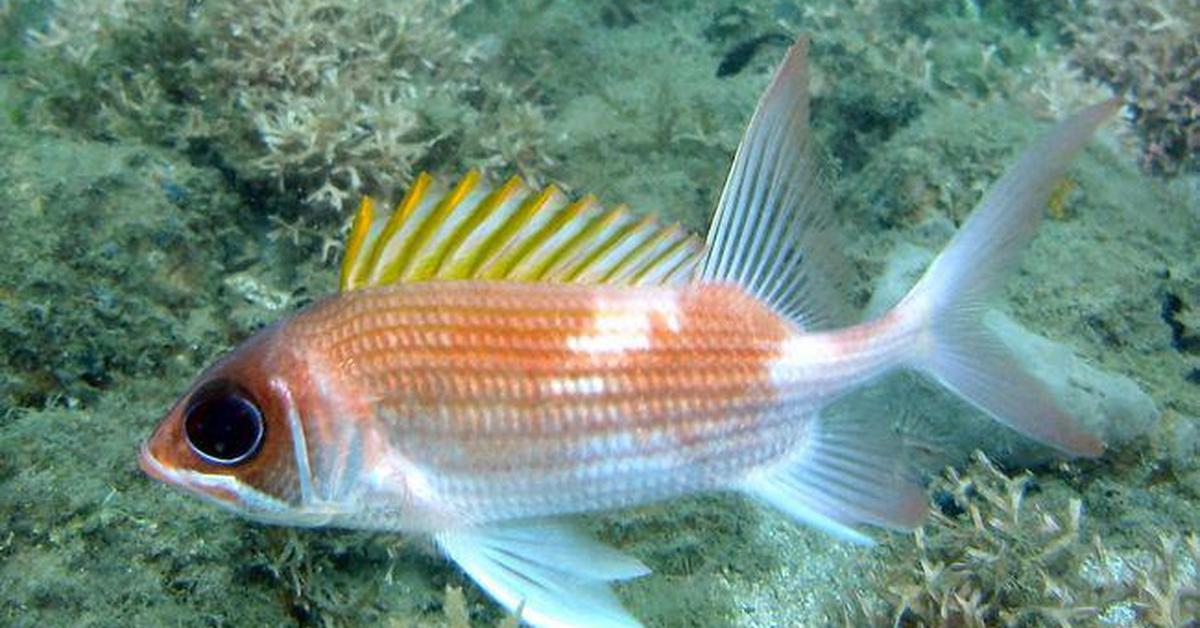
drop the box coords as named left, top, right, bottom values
left=1, top=1, right=1197, bottom=625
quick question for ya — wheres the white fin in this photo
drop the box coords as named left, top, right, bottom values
left=699, top=37, right=848, bottom=329
left=740, top=413, right=927, bottom=544
left=894, top=99, right=1122, bottom=457
left=437, top=521, right=650, bottom=628
left=339, top=171, right=703, bottom=291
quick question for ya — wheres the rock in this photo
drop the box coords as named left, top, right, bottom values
left=985, top=313, right=1159, bottom=453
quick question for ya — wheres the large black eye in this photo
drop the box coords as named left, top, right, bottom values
left=183, top=379, right=265, bottom=466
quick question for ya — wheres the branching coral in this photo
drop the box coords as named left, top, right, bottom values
left=1064, top=0, right=1199, bottom=174
left=198, top=0, right=472, bottom=207
left=1118, top=533, right=1200, bottom=626
left=25, top=0, right=550, bottom=212
left=883, top=453, right=1101, bottom=626
left=850, top=452, right=1199, bottom=627
left=471, top=85, right=553, bottom=187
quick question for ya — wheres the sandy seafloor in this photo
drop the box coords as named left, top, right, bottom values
left=1, top=1, right=1197, bottom=626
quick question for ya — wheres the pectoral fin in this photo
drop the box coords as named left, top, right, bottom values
left=436, top=520, right=650, bottom=628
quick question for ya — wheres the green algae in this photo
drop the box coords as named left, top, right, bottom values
left=1, top=0, right=1197, bottom=626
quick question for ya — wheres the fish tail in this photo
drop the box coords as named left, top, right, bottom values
left=892, top=99, right=1121, bottom=458
left=710, top=37, right=1114, bottom=548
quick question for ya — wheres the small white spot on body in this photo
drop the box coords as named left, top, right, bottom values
left=566, top=313, right=652, bottom=353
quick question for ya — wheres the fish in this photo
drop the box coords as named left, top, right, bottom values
left=139, top=37, right=1118, bottom=627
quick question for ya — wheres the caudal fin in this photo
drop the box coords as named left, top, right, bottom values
left=895, top=100, right=1121, bottom=458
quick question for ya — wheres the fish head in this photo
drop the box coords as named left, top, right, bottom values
left=139, top=324, right=332, bottom=527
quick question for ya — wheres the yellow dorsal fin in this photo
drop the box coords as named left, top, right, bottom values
left=339, top=171, right=705, bottom=291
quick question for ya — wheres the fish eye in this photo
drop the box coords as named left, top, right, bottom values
left=183, top=379, right=265, bottom=466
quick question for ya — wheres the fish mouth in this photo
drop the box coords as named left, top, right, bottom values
left=138, top=441, right=333, bottom=527
left=137, top=439, right=248, bottom=510
left=138, top=440, right=172, bottom=484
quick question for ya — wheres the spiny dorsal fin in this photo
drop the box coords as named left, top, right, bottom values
left=699, top=37, right=850, bottom=330
left=339, top=170, right=704, bottom=291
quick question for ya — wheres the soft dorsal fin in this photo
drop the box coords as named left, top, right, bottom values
left=699, top=37, right=849, bottom=329
left=340, top=170, right=704, bottom=291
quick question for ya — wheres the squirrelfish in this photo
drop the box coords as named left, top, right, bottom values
left=140, top=38, right=1116, bottom=627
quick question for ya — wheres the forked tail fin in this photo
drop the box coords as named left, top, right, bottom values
left=893, top=99, right=1122, bottom=457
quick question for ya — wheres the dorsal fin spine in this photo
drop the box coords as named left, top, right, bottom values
left=340, top=196, right=375, bottom=291
left=604, top=223, right=675, bottom=283
left=388, top=170, right=480, bottom=282
left=564, top=209, right=642, bottom=283
left=338, top=172, right=705, bottom=290
left=364, top=172, right=432, bottom=284
left=631, top=229, right=692, bottom=284
left=664, top=246, right=704, bottom=284
left=489, top=193, right=586, bottom=280
left=471, top=184, right=557, bottom=278
left=433, top=175, right=523, bottom=278
left=539, top=204, right=626, bottom=281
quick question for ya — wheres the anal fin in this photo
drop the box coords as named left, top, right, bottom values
left=740, top=413, right=928, bottom=544
left=437, top=520, right=650, bottom=628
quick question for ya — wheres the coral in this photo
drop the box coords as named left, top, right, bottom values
left=1118, top=533, right=1200, bottom=626
left=199, top=0, right=470, bottom=207
left=470, top=85, right=554, bottom=187
left=1063, top=0, right=1200, bottom=174
left=768, top=0, right=1087, bottom=171
left=883, top=453, right=1102, bottom=626
left=846, top=452, right=1200, bottom=626
left=25, top=0, right=550, bottom=212
left=1016, top=51, right=1143, bottom=166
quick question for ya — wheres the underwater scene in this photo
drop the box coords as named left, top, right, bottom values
left=1, top=0, right=1198, bottom=626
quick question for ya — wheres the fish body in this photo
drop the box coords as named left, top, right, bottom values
left=140, top=38, right=1117, bottom=627
left=151, top=280, right=910, bottom=530
left=285, top=282, right=793, bottom=530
